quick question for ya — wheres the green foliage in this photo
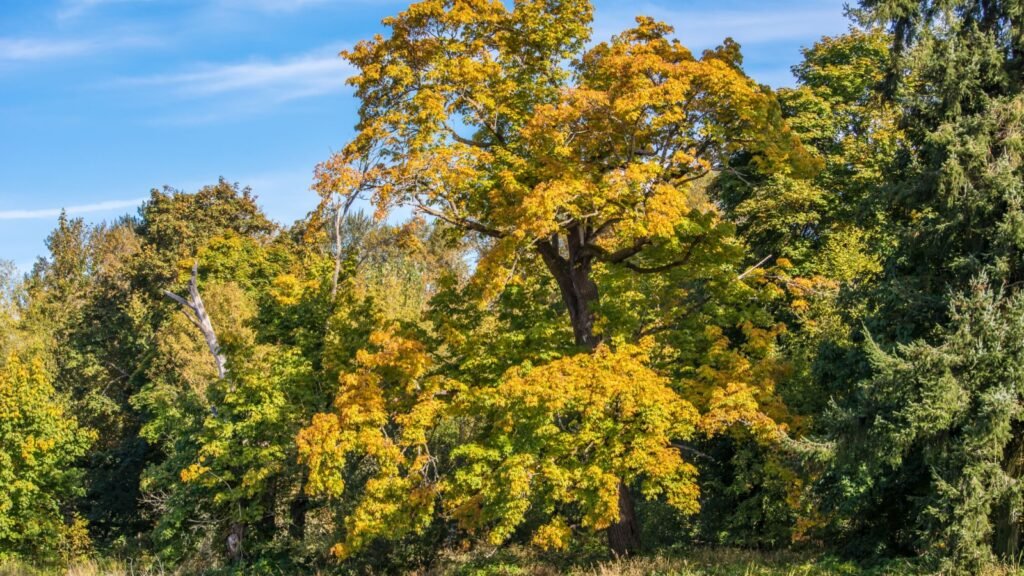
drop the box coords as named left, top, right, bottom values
left=136, top=179, right=276, bottom=284
left=11, top=0, right=1024, bottom=573
left=812, top=1, right=1024, bottom=569
left=825, top=280, right=1024, bottom=572
left=0, top=354, right=94, bottom=563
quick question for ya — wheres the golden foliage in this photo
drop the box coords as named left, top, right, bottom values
left=447, top=344, right=701, bottom=545
left=297, top=325, right=443, bottom=557
left=321, top=0, right=813, bottom=299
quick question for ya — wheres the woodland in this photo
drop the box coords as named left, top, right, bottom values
left=3, top=0, right=1024, bottom=574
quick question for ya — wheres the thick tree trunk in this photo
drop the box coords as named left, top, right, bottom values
left=607, top=482, right=641, bottom=556
left=536, top=231, right=601, bottom=350
left=536, top=230, right=640, bottom=555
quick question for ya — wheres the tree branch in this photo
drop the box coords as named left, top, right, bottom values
left=620, top=235, right=706, bottom=274
left=587, top=238, right=652, bottom=263
left=163, top=261, right=227, bottom=380
left=415, top=203, right=506, bottom=239
left=635, top=255, right=772, bottom=339
left=443, top=122, right=492, bottom=149
left=739, top=254, right=773, bottom=280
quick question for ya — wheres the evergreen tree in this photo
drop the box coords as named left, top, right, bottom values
left=822, top=0, right=1024, bottom=569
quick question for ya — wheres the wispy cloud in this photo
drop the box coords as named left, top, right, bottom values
left=57, top=0, right=153, bottom=21
left=0, top=34, right=160, bottom=63
left=0, top=38, right=95, bottom=61
left=0, top=198, right=145, bottom=220
left=120, top=47, right=352, bottom=103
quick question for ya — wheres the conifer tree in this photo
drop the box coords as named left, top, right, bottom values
left=823, top=1, right=1024, bottom=568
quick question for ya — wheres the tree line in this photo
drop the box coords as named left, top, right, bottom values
left=2, top=0, right=1023, bottom=573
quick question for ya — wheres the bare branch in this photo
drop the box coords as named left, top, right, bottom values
left=739, top=255, right=773, bottom=280
left=163, top=262, right=227, bottom=380
left=443, top=122, right=491, bottom=150
left=415, top=203, right=506, bottom=239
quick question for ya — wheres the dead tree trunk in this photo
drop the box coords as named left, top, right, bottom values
left=163, top=261, right=227, bottom=379
left=536, top=228, right=640, bottom=555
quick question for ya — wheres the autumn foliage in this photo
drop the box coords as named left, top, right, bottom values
left=5, top=0, right=1024, bottom=574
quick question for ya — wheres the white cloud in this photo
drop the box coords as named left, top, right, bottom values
left=120, top=48, right=353, bottom=103
left=57, top=0, right=154, bottom=21
left=0, top=198, right=146, bottom=220
left=0, top=38, right=95, bottom=61
left=0, top=34, right=160, bottom=63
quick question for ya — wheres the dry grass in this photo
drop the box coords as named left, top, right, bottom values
left=431, top=547, right=1024, bottom=576
left=0, top=559, right=166, bottom=576
left=3, top=548, right=1023, bottom=576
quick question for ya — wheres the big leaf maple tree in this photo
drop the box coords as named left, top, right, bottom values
left=314, top=0, right=813, bottom=554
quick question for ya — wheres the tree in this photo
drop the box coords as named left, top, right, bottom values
left=820, top=0, right=1024, bottom=568
left=21, top=214, right=153, bottom=544
left=828, top=280, right=1024, bottom=572
left=137, top=179, right=276, bottom=286
left=130, top=185, right=315, bottom=567
left=0, top=353, right=95, bottom=563
left=849, top=0, right=1024, bottom=338
left=721, top=28, right=899, bottom=278
left=318, top=0, right=811, bottom=554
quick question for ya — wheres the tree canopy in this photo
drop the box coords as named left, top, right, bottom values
left=5, top=0, right=1024, bottom=574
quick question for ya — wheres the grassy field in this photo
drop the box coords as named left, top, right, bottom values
left=3, top=548, right=1019, bottom=576
left=436, top=547, right=1018, bottom=576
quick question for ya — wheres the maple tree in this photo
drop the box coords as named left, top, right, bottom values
left=321, top=1, right=813, bottom=349
left=306, top=0, right=815, bottom=556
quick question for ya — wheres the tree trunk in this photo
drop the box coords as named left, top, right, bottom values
left=536, top=231, right=601, bottom=350
left=163, top=261, right=227, bottom=379
left=289, top=479, right=309, bottom=541
left=607, top=482, right=641, bottom=556
left=536, top=230, right=640, bottom=555
left=995, top=429, right=1024, bottom=558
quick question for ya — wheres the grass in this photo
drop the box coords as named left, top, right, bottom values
left=3, top=548, right=1022, bottom=576
left=433, top=547, right=1024, bottom=576
left=0, top=559, right=165, bottom=576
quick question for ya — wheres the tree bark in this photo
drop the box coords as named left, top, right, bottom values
left=536, top=230, right=601, bottom=350
left=289, top=477, right=310, bottom=541
left=163, top=261, right=227, bottom=379
left=607, top=481, right=641, bottom=556
left=536, top=229, right=640, bottom=555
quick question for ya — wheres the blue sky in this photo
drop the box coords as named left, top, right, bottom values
left=0, top=0, right=850, bottom=273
